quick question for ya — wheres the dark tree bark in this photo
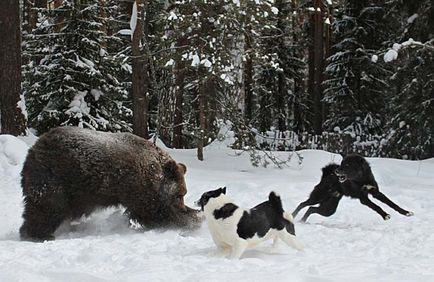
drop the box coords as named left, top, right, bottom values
left=197, top=79, right=208, bottom=161
left=275, top=0, right=287, bottom=132
left=308, top=0, right=325, bottom=134
left=132, top=0, right=149, bottom=139
left=0, top=0, right=26, bottom=135
left=172, top=37, right=187, bottom=149
left=244, top=36, right=254, bottom=124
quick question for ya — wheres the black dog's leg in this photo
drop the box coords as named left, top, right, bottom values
left=300, top=197, right=341, bottom=222
left=370, top=190, right=414, bottom=216
left=293, top=199, right=317, bottom=218
left=359, top=194, right=390, bottom=220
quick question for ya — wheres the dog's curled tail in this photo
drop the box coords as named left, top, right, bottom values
left=269, top=191, right=285, bottom=215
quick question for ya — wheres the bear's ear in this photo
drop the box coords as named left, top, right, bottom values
left=222, top=187, right=226, bottom=194
left=178, top=163, right=187, bottom=175
left=163, top=160, right=179, bottom=179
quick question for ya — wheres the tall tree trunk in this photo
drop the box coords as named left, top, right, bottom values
left=276, top=0, right=287, bottom=132
left=131, top=0, right=149, bottom=138
left=244, top=35, right=254, bottom=124
left=277, top=72, right=286, bottom=131
left=0, top=0, right=26, bottom=135
left=197, top=80, right=207, bottom=161
left=172, top=37, right=186, bottom=149
left=308, top=0, right=325, bottom=134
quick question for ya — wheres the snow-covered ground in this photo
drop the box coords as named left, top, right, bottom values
left=1, top=134, right=434, bottom=282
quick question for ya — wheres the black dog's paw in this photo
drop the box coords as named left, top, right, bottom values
left=383, top=214, right=391, bottom=221
left=405, top=211, right=414, bottom=217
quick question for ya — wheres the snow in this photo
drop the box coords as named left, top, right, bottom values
left=168, top=11, right=178, bottom=21
left=384, top=38, right=425, bottom=63
left=1, top=134, right=434, bottom=281
left=201, top=58, right=213, bottom=68
left=371, top=54, right=378, bottom=63
left=164, top=58, right=175, bottom=67
left=130, top=1, right=138, bottom=35
left=65, top=91, right=90, bottom=119
left=383, top=49, right=398, bottom=63
left=191, top=54, right=200, bottom=67
left=90, top=89, right=103, bottom=101
left=407, top=14, right=418, bottom=24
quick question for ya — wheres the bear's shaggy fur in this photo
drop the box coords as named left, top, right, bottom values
left=20, top=126, right=200, bottom=241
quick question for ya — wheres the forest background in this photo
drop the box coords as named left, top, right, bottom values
left=1, top=0, right=433, bottom=162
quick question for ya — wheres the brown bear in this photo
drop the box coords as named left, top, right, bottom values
left=20, top=126, right=200, bottom=241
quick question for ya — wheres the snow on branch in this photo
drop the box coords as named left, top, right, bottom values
left=118, top=1, right=138, bottom=40
left=383, top=38, right=434, bottom=63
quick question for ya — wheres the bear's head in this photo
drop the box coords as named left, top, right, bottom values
left=161, top=160, right=188, bottom=210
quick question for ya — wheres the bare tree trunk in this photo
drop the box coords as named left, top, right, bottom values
left=308, top=0, right=325, bottom=134
left=0, top=0, right=26, bottom=135
left=132, top=0, right=149, bottom=138
left=275, top=0, right=286, bottom=132
left=244, top=41, right=253, bottom=123
left=172, top=38, right=186, bottom=149
left=197, top=80, right=207, bottom=161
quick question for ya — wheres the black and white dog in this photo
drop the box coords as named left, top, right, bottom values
left=196, top=187, right=303, bottom=259
left=293, top=155, right=414, bottom=222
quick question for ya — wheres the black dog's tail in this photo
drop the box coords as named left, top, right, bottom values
left=269, top=191, right=285, bottom=215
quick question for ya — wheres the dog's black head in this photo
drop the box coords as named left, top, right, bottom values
left=335, top=155, right=370, bottom=183
left=321, top=163, right=340, bottom=178
left=196, top=187, right=226, bottom=211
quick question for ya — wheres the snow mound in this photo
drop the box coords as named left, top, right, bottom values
left=0, top=135, right=29, bottom=179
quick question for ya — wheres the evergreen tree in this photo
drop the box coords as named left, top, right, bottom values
left=23, top=0, right=131, bottom=134
left=253, top=0, right=306, bottom=133
left=163, top=0, right=241, bottom=151
left=323, top=0, right=389, bottom=136
left=381, top=0, right=434, bottom=159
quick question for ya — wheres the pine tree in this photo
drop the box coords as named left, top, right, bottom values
left=323, top=0, right=389, bottom=136
left=381, top=0, right=434, bottom=159
left=23, top=0, right=131, bottom=134
left=253, top=0, right=306, bottom=134
left=163, top=0, right=240, bottom=153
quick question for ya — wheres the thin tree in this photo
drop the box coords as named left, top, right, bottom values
left=131, top=0, right=149, bottom=138
left=0, top=0, right=27, bottom=135
left=307, top=0, right=326, bottom=134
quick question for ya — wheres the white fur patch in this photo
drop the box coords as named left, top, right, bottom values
left=283, top=212, right=294, bottom=223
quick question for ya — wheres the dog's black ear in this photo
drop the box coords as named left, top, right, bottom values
left=222, top=187, right=226, bottom=194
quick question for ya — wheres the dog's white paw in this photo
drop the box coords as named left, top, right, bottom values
left=406, top=211, right=414, bottom=217
left=384, top=214, right=391, bottom=220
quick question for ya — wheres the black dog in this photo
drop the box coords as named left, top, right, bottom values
left=292, top=164, right=343, bottom=222
left=293, top=155, right=414, bottom=222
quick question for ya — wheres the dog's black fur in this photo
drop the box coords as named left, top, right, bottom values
left=237, top=191, right=296, bottom=239
left=293, top=155, right=414, bottom=222
left=292, top=164, right=343, bottom=222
